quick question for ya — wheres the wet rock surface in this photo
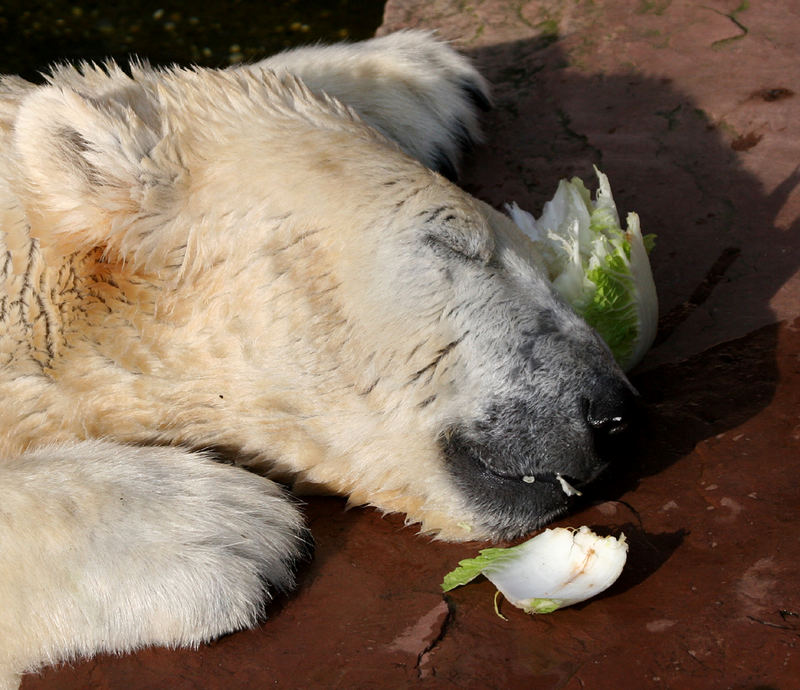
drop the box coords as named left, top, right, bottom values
left=22, top=1, right=800, bottom=688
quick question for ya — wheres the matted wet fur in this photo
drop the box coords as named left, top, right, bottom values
left=0, top=31, right=636, bottom=685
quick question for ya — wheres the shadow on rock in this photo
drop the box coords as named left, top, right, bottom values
left=589, top=521, right=687, bottom=601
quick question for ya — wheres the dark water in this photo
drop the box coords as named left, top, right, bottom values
left=0, top=0, right=386, bottom=81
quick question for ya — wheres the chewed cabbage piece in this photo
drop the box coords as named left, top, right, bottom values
left=507, top=167, right=657, bottom=371
left=441, top=526, right=628, bottom=614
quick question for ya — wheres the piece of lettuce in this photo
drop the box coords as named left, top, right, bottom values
left=442, top=526, right=628, bottom=615
left=507, top=167, right=657, bottom=371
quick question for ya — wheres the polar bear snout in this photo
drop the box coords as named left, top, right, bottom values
left=440, top=352, right=638, bottom=539
left=400, top=199, right=646, bottom=539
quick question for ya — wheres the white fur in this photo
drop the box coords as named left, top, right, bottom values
left=0, top=31, right=594, bottom=685
left=0, top=441, right=304, bottom=683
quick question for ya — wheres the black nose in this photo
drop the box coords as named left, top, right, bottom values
left=586, top=377, right=639, bottom=439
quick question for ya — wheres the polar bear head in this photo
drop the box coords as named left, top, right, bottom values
left=9, top=63, right=637, bottom=540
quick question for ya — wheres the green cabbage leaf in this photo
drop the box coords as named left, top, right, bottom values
left=507, top=167, right=657, bottom=371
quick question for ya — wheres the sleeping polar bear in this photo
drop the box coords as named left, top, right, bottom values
left=0, top=31, right=637, bottom=685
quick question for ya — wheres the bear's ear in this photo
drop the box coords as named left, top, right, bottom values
left=13, top=82, right=181, bottom=269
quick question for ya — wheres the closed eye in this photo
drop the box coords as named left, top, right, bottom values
left=418, top=204, right=495, bottom=264
left=423, top=232, right=483, bottom=263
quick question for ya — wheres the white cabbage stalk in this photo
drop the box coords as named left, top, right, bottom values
left=442, top=526, right=628, bottom=614
left=507, top=167, right=657, bottom=371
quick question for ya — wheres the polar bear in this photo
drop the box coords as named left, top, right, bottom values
left=0, top=31, right=636, bottom=685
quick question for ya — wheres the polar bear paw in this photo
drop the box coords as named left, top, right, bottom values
left=254, top=30, right=491, bottom=180
left=0, top=442, right=310, bottom=677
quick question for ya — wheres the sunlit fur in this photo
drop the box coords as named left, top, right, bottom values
left=0, top=32, right=627, bottom=686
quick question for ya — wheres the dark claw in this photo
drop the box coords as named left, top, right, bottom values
left=259, top=526, right=315, bottom=601
left=460, top=78, right=492, bottom=112
left=454, top=120, right=476, bottom=154
left=432, top=147, right=459, bottom=182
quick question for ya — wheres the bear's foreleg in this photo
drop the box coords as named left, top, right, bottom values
left=250, top=30, right=491, bottom=180
left=0, top=441, right=308, bottom=686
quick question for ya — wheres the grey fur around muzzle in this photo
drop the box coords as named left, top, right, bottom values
left=442, top=317, right=640, bottom=540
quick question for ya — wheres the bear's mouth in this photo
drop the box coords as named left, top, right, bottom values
left=478, top=465, right=586, bottom=497
left=441, top=427, right=599, bottom=495
left=439, top=428, right=599, bottom=539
